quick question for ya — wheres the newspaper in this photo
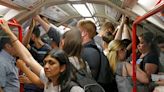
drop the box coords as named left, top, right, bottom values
left=151, top=74, right=164, bottom=81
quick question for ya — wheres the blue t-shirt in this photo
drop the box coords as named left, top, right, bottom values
left=0, top=50, right=19, bottom=92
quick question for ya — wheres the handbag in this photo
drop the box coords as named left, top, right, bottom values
left=115, top=62, right=149, bottom=92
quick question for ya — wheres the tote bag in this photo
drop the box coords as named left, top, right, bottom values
left=115, top=62, right=149, bottom=92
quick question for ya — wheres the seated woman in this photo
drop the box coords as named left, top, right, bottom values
left=0, top=19, right=84, bottom=92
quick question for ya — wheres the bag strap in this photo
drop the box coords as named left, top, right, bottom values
left=62, top=81, right=78, bottom=92
left=85, top=44, right=101, bottom=80
left=124, top=63, right=129, bottom=77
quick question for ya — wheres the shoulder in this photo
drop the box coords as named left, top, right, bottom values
left=70, top=86, right=84, bottom=92
left=42, top=43, right=51, bottom=50
left=40, top=68, right=48, bottom=84
left=144, top=52, right=159, bottom=64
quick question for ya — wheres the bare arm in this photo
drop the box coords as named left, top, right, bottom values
left=0, top=87, right=3, bottom=92
left=114, top=16, right=125, bottom=40
left=0, top=19, right=43, bottom=76
left=34, top=15, right=50, bottom=33
left=145, top=63, right=158, bottom=79
left=17, top=60, right=44, bottom=88
left=126, top=63, right=149, bottom=84
left=22, top=19, right=35, bottom=47
left=122, top=24, right=131, bottom=40
left=156, top=79, right=164, bottom=86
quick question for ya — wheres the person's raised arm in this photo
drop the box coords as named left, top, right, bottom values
left=22, top=19, right=35, bottom=47
left=34, top=15, right=50, bottom=33
left=114, top=15, right=125, bottom=40
left=0, top=19, right=42, bottom=76
left=16, top=59, right=44, bottom=88
left=126, top=63, right=149, bottom=84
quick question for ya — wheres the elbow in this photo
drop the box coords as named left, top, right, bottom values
left=142, top=75, right=150, bottom=84
left=143, top=78, right=150, bottom=84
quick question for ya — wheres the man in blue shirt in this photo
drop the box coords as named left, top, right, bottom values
left=0, top=37, right=20, bottom=92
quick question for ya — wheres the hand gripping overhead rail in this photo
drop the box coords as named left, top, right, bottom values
left=0, top=19, right=23, bottom=42
left=132, top=2, right=164, bottom=92
left=0, top=19, right=24, bottom=92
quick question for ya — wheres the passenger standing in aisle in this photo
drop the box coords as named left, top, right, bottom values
left=137, top=32, right=159, bottom=81
left=94, top=21, right=115, bottom=49
left=107, top=40, right=149, bottom=92
left=34, top=15, right=91, bottom=73
left=22, top=19, right=51, bottom=92
left=77, top=19, right=100, bottom=79
left=77, top=20, right=112, bottom=92
left=33, top=15, right=61, bottom=49
left=0, top=37, right=20, bottom=92
left=0, top=19, right=84, bottom=92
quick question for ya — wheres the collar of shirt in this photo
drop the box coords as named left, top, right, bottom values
left=0, top=50, right=16, bottom=65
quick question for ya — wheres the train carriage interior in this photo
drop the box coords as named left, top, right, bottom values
left=0, top=0, right=164, bottom=92
left=0, top=0, right=164, bottom=37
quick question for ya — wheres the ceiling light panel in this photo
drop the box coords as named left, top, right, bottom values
left=0, top=5, right=10, bottom=16
left=86, top=3, right=95, bottom=15
left=72, top=4, right=92, bottom=17
left=40, top=6, right=69, bottom=22
left=10, top=0, right=40, bottom=8
left=85, top=18, right=95, bottom=23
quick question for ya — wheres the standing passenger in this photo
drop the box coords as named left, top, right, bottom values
left=0, top=37, right=20, bottom=92
left=137, top=32, right=159, bottom=78
left=77, top=19, right=100, bottom=79
left=33, top=15, right=60, bottom=49
left=107, top=40, right=149, bottom=92
left=0, top=19, right=84, bottom=92
left=22, top=19, right=51, bottom=92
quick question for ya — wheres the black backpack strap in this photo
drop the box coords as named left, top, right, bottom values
left=62, top=81, right=78, bottom=92
left=85, top=44, right=101, bottom=80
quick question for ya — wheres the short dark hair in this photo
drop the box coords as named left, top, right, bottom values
left=0, top=37, right=11, bottom=51
left=32, top=25, right=41, bottom=38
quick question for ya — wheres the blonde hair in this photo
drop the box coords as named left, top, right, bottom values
left=101, top=22, right=115, bottom=33
left=77, top=19, right=96, bottom=39
left=107, top=40, right=124, bottom=73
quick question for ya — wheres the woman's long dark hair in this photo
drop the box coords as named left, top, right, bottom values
left=45, top=49, right=72, bottom=90
left=62, top=30, right=85, bottom=69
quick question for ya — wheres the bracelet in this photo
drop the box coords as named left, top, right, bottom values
left=12, top=39, right=18, bottom=43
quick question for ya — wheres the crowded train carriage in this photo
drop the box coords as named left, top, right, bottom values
left=0, top=0, right=164, bottom=92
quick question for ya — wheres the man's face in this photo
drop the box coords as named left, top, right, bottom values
left=5, top=43, right=18, bottom=57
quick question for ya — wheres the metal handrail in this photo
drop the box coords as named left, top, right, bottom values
left=132, top=2, right=164, bottom=92
left=0, top=19, right=23, bottom=92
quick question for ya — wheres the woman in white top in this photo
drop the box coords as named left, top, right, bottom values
left=0, top=19, right=84, bottom=92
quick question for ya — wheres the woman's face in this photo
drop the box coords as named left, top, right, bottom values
left=43, top=55, right=65, bottom=79
left=137, top=36, right=149, bottom=53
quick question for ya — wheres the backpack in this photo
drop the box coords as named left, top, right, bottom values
left=62, top=63, right=105, bottom=92
left=86, top=44, right=118, bottom=92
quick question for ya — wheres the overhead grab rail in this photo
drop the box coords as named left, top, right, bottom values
left=132, top=2, right=164, bottom=92
left=0, top=19, right=24, bottom=92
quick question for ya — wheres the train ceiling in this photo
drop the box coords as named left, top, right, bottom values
left=0, top=0, right=164, bottom=35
